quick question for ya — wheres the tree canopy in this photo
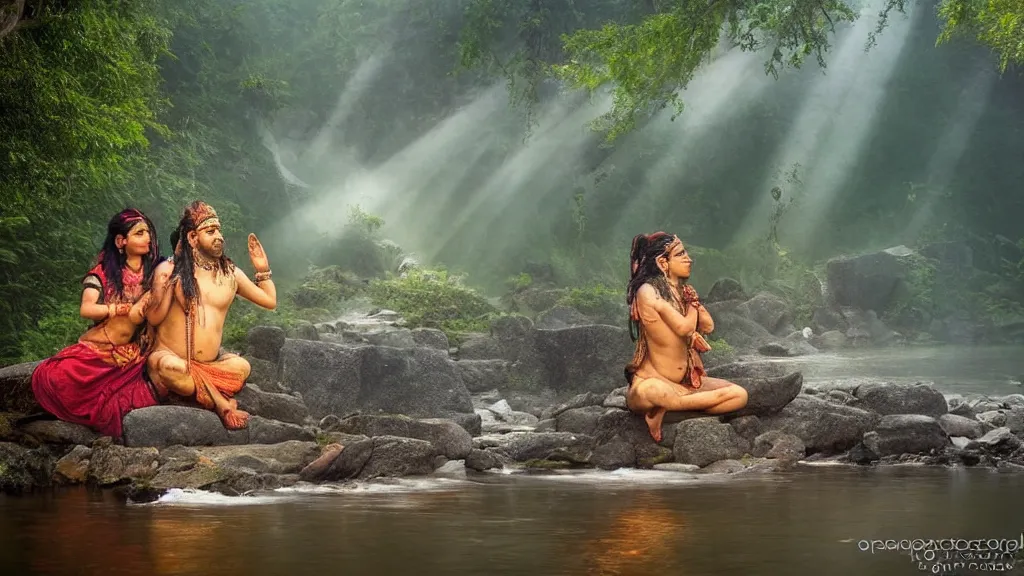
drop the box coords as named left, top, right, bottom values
left=0, top=0, right=1022, bottom=364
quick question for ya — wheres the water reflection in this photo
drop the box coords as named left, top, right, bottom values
left=2, top=467, right=1024, bottom=575
left=583, top=493, right=687, bottom=576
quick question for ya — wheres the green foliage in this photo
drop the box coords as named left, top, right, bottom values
left=554, top=1, right=858, bottom=141
left=506, top=272, right=534, bottom=293
left=16, top=300, right=90, bottom=363
left=289, top=265, right=367, bottom=310
left=555, top=284, right=625, bottom=324
left=938, top=0, right=1024, bottom=71
left=367, top=269, right=497, bottom=339
left=0, top=0, right=172, bottom=364
left=311, top=205, right=405, bottom=278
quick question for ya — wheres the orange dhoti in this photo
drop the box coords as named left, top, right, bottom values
left=187, top=355, right=247, bottom=411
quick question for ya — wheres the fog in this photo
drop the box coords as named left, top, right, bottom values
left=245, top=0, right=1023, bottom=290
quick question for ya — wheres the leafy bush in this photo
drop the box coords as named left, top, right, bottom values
left=290, top=265, right=367, bottom=309
left=18, top=300, right=90, bottom=362
left=367, top=269, right=497, bottom=339
left=555, top=284, right=625, bottom=324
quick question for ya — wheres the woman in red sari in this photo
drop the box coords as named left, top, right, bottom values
left=31, top=208, right=165, bottom=438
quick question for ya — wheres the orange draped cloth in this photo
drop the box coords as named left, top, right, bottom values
left=189, top=358, right=246, bottom=410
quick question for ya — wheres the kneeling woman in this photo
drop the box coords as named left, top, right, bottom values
left=31, top=208, right=165, bottom=438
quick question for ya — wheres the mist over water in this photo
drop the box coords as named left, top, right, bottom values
left=257, top=0, right=1018, bottom=283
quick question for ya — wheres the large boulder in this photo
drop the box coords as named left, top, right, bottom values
left=279, top=339, right=474, bottom=420
left=825, top=246, right=915, bottom=313
left=672, top=417, right=750, bottom=467
left=319, top=435, right=441, bottom=481
left=331, top=414, right=472, bottom=459
left=734, top=292, right=792, bottom=335
left=529, top=325, right=633, bottom=395
left=851, top=382, right=948, bottom=417
left=760, top=395, right=880, bottom=454
left=122, top=406, right=313, bottom=448
left=0, top=361, right=41, bottom=414
left=456, top=316, right=633, bottom=398
left=861, top=415, right=951, bottom=457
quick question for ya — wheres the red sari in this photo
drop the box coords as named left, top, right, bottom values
left=30, top=263, right=159, bottom=438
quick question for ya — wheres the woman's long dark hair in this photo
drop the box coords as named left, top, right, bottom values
left=96, top=208, right=160, bottom=298
left=625, top=232, right=684, bottom=342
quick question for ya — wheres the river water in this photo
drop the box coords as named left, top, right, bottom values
left=772, top=344, right=1024, bottom=397
left=2, top=344, right=1023, bottom=575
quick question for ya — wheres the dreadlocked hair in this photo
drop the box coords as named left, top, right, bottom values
left=625, top=232, right=688, bottom=341
left=169, top=201, right=234, bottom=314
left=97, top=208, right=161, bottom=298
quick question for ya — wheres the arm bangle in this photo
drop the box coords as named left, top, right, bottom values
left=254, top=270, right=272, bottom=283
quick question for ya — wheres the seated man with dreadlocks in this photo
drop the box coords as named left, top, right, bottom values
left=625, top=232, right=748, bottom=442
left=144, top=201, right=277, bottom=430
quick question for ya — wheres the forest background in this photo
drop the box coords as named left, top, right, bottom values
left=2, top=0, right=1022, bottom=365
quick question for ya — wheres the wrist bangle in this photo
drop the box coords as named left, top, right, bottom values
left=254, top=270, right=272, bottom=283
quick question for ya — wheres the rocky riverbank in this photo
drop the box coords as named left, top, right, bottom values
left=2, top=306, right=1023, bottom=502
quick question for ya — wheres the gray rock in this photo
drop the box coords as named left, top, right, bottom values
left=700, top=459, right=747, bottom=474
left=245, top=356, right=283, bottom=392
left=760, top=396, right=879, bottom=454
left=535, top=306, right=593, bottom=330
left=0, top=441, right=53, bottom=492
left=0, top=360, right=41, bottom=413
left=730, top=372, right=803, bottom=417
left=234, top=384, right=309, bottom=425
left=362, top=328, right=417, bottom=348
left=938, top=414, right=984, bottom=439
left=475, top=432, right=595, bottom=464
left=728, top=415, right=763, bottom=442
left=535, top=419, right=556, bottom=432
left=88, top=443, right=160, bottom=486
left=247, top=326, right=286, bottom=363
left=465, top=448, right=503, bottom=471
left=590, top=437, right=637, bottom=470
left=411, top=328, right=449, bottom=351
left=540, top=391, right=606, bottom=420
left=457, top=335, right=503, bottom=360
left=965, top=427, right=1021, bottom=455
left=707, top=362, right=789, bottom=380
left=751, top=430, right=806, bottom=460
left=280, top=339, right=473, bottom=419
left=812, top=330, right=848, bottom=350
left=672, top=417, right=749, bottom=467
left=589, top=409, right=674, bottom=467
left=702, top=308, right=776, bottom=350
left=332, top=414, right=472, bottom=459
left=122, top=406, right=313, bottom=448
left=54, top=445, right=92, bottom=484
left=976, top=410, right=1006, bottom=428
left=735, top=291, right=792, bottom=334
left=852, top=382, right=948, bottom=417
left=289, top=321, right=319, bottom=341
left=20, top=420, right=99, bottom=445
left=705, top=278, right=746, bottom=304
left=862, top=415, right=950, bottom=457
left=324, top=435, right=440, bottom=480
left=192, top=441, right=321, bottom=475
left=555, top=406, right=606, bottom=437
left=528, top=325, right=633, bottom=395
left=825, top=247, right=914, bottom=312
left=1003, top=408, right=1024, bottom=435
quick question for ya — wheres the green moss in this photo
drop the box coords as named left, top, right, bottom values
left=367, top=269, right=497, bottom=340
